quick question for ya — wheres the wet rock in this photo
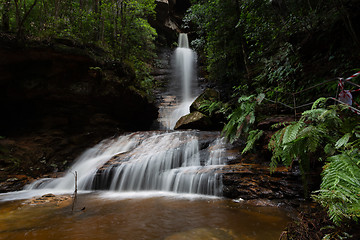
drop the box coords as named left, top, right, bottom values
left=174, top=111, right=213, bottom=130
left=188, top=88, right=225, bottom=130
left=0, top=36, right=158, bottom=185
left=23, top=194, right=72, bottom=208
left=42, top=193, right=56, bottom=198
left=0, top=174, right=33, bottom=193
left=257, top=115, right=295, bottom=130
left=221, top=164, right=303, bottom=200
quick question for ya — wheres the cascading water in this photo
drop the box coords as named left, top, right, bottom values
left=27, top=131, right=226, bottom=196
left=159, top=33, right=198, bottom=130
left=24, top=33, right=226, bottom=197
left=176, top=33, right=194, bottom=102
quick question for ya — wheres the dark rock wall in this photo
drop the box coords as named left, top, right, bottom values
left=0, top=40, right=158, bottom=135
left=0, top=38, right=158, bottom=181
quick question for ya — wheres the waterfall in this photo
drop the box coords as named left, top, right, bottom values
left=161, top=33, right=197, bottom=130
left=25, top=33, right=225, bottom=197
left=27, top=131, right=226, bottom=196
left=176, top=33, right=194, bottom=101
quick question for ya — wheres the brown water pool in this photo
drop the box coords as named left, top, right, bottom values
left=0, top=192, right=292, bottom=240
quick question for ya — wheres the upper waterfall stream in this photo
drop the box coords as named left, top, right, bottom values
left=159, top=33, right=198, bottom=130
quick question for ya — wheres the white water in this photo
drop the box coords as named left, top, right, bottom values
left=166, top=33, right=197, bottom=129
left=24, top=131, right=226, bottom=197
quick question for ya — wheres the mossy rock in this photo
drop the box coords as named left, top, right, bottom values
left=190, top=88, right=220, bottom=113
left=174, top=111, right=213, bottom=130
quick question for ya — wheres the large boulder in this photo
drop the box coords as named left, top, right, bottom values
left=190, top=88, right=220, bottom=113
left=174, top=111, right=213, bottom=130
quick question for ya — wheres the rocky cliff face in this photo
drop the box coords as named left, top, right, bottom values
left=0, top=36, right=158, bottom=186
left=0, top=38, right=158, bottom=134
left=150, top=0, right=192, bottom=46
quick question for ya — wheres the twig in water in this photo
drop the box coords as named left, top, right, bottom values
left=71, top=171, right=78, bottom=213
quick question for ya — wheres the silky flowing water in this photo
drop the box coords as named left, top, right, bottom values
left=0, top=34, right=293, bottom=239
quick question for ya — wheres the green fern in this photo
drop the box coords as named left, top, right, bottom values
left=199, top=100, right=228, bottom=116
left=335, top=133, right=352, bottom=149
left=269, top=100, right=343, bottom=172
left=222, top=94, right=264, bottom=143
left=313, top=150, right=360, bottom=225
left=242, top=129, right=264, bottom=154
left=269, top=98, right=360, bottom=225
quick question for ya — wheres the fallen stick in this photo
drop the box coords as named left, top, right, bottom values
left=71, top=171, right=78, bottom=213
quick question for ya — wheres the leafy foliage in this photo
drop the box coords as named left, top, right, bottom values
left=313, top=150, right=360, bottom=225
left=185, top=0, right=360, bottom=100
left=199, top=100, right=229, bottom=117
left=0, top=0, right=157, bottom=90
left=242, top=129, right=264, bottom=154
left=222, top=93, right=264, bottom=143
left=269, top=99, right=360, bottom=224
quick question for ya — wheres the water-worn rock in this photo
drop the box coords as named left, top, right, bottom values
left=188, top=88, right=225, bottom=130
left=174, top=111, right=213, bottom=130
left=190, top=88, right=221, bottom=113
left=23, top=194, right=72, bottom=208
left=221, top=163, right=303, bottom=200
left=0, top=174, right=33, bottom=193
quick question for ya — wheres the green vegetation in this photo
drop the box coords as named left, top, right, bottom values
left=186, top=0, right=360, bottom=230
left=269, top=99, right=360, bottom=225
left=0, top=0, right=157, bottom=90
left=222, top=94, right=264, bottom=144
left=185, top=0, right=359, bottom=96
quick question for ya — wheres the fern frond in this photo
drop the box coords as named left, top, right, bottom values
left=282, top=121, right=304, bottom=144
left=313, top=150, right=360, bottom=225
left=311, top=97, right=328, bottom=109
left=302, top=108, right=327, bottom=121
left=222, top=94, right=263, bottom=143
left=238, top=95, right=255, bottom=103
left=335, top=133, right=352, bottom=149
left=242, top=130, right=264, bottom=154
